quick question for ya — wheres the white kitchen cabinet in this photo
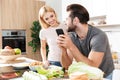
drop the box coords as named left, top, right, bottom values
left=91, top=0, right=107, bottom=17
left=81, top=0, right=120, bottom=24
left=106, top=31, right=120, bottom=52
left=61, top=0, right=107, bottom=21
left=45, top=0, right=120, bottom=24
left=61, top=0, right=84, bottom=21
left=106, top=0, right=120, bottom=24
left=80, top=0, right=120, bottom=24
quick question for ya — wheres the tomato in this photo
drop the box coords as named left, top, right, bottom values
left=1, top=72, right=18, bottom=79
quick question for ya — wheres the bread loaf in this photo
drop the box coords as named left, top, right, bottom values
left=0, top=49, right=15, bottom=55
left=69, top=72, right=88, bottom=80
left=0, top=46, right=15, bottom=55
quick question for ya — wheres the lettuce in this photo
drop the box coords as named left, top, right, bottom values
left=36, top=65, right=64, bottom=79
left=22, top=71, right=47, bottom=80
left=68, top=62, right=104, bottom=79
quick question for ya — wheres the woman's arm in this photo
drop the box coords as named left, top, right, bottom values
left=40, top=40, right=47, bottom=62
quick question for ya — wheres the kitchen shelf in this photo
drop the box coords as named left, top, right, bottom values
left=95, top=24, right=120, bottom=27
left=90, top=15, right=106, bottom=21
left=92, top=24, right=120, bottom=32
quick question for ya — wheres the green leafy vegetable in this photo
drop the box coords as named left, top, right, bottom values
left=36, top=65, right=64, bottom=79
left=68, top=62, right=104, bottom=79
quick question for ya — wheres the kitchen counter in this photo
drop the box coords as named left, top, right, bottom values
left=0, top=56, right=37, bottom=67
left=9, top=77, right=109, bottom=80
left=1, top=56, right=120, bottom=80
left=0, top=56, right=38, bottom=79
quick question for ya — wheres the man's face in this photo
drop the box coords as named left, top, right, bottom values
left=65, top=12, right=76, bottom=32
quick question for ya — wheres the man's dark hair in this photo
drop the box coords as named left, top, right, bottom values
left=67, top=4, right=89, bottom=24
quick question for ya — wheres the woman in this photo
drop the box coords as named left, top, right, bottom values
left=39, top=5, right=67, bottom=67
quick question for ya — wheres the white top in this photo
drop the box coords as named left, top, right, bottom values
left=112, top=69, right=120, bottom=80
left=39, top=23, right=67, bottom=61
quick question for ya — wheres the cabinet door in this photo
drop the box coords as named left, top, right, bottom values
left=80, top=0, right=107, bottom=17
left=0, top=0, right=44, bottom=29
left=106, top=0, right=120, bottom=24
left=91, top=0, right=107, bottom=17
left=1, top=0, right=26, bottom=29
left=62, top=0, right=107, bottom=18
left=106, top=31, right=120, bottom=52
left=0, top=0, right=1, bottom=29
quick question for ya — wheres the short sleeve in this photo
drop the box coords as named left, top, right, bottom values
left=39, top=29, right=46, bottom=40
left=91, top=33, right=108, bottom=52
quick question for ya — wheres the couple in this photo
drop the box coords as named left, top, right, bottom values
left=39, top=4, right=114, bottom=80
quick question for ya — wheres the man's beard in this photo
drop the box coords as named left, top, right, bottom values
left=67, top=25, right=76, bottom=32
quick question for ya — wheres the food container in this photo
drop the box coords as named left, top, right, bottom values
left=28, top=61, right=43, bottom=71
left=29, top=65, right=42, bottom=71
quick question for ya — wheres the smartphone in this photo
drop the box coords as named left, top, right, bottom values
left=56, top=29, right=64, bottom=36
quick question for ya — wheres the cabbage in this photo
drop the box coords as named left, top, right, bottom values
left=36, top=65, right=64, bottom=79
left=22, top=71, right=47, bottom=80
left=68, top=62, right=104, bottom=79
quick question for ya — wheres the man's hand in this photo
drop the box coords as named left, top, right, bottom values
left=57, top=34, right=73, bottom=49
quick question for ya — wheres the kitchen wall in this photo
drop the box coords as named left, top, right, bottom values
left=45, top=0, right=62, bottom=22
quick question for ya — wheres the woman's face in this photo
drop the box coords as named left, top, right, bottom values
left=43, top=12, right=57, bottom=26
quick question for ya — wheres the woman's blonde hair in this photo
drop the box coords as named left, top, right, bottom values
left=39, top=5, right=59, bottom=29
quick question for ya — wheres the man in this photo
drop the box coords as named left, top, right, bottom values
left=57, top=4, right=114, bottom=80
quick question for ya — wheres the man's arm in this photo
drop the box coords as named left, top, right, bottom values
left=69, top=44, right=104, bottom=67
left=58, top=34, right=104, bottom=68
left=61, top=49, right=73, bottom=69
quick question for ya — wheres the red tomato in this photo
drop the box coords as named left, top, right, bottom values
left=1, top=72, right=17, bottom=79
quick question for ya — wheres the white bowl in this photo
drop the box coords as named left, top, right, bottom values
left=29, top=65, right=42, bottom=71
left=28, top=61, right=43, bottom=71
left=0, top=54, right=21, bottom=61
left=12, top=63, right=29, bottom=69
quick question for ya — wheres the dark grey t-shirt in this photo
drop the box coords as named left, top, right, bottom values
left=69, top=25, right=114, bottom=77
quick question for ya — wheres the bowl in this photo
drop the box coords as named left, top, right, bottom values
left=12, top=63, right=29, bottom=70
left=0, top=54, right=21, bottom=61
left=28, top=61, right=43, bottom=71
left=29, top=65, right=42, bottom=71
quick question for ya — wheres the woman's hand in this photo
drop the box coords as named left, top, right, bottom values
left=43, top=60, right=50, bottom=68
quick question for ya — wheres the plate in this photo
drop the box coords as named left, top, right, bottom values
left=0, top=55, right=21, bottom=61
left=0, top=70, right=25, bottom=79
left=0, top=59, right=25, bottom=64
left=0, top=72, right=18, bottom=79
left=12, top=63, right=29, bottom=70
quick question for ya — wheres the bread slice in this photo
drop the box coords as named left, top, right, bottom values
left=69, top=72, right=88, bottom=80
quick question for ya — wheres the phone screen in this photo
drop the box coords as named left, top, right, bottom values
left=56, top=29, right=64, bottom=36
